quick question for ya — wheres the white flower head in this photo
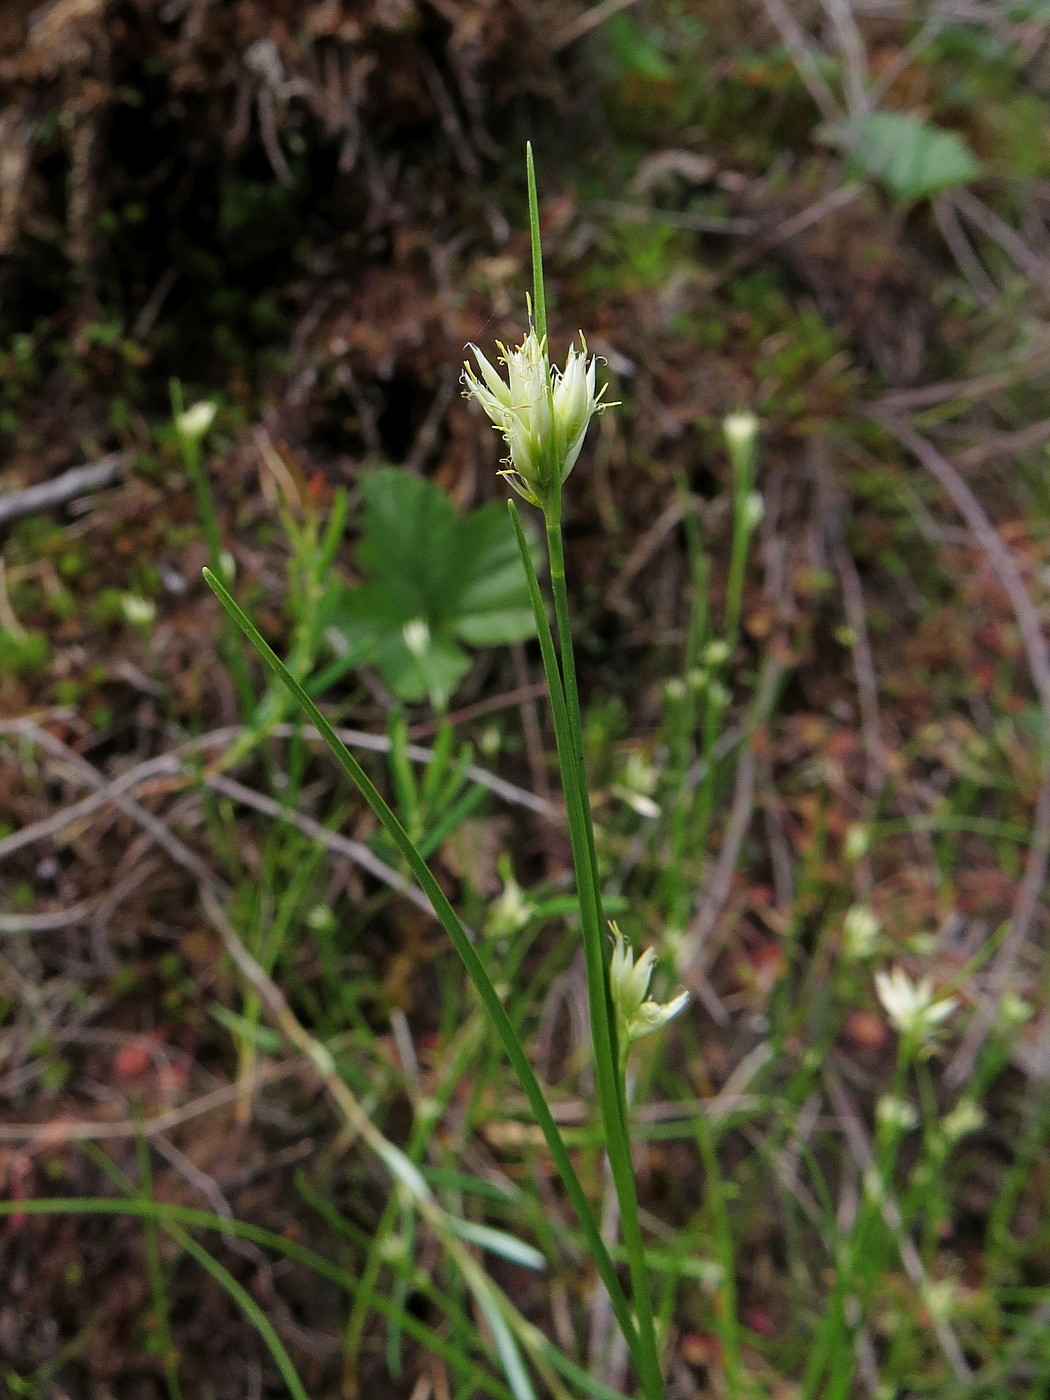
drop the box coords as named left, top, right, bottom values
left=176, top=399, right=217, bottom=443
left=609, top=923, right=689, bottom=1066
left=463, top=319, right=608, bottom=509
left=875, top=966, right=957, bottom=1052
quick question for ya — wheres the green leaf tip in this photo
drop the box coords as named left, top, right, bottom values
left=525, top=142, right=546, bottom=346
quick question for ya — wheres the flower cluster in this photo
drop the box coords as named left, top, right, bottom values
left=875, top=966, right=957, bottom=1054
left=463, top=325, right=607, bottom=510
left=608, top=922, right=689, bottom=1068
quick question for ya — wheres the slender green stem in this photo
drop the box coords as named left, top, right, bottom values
left=511, top=506, right=664, bottom=1400
left=135, top=1127, right=183, bottom=1400
left=201, top=566, right=639, bottom=1365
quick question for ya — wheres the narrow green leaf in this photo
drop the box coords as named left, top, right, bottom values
left=200, top=566, right=640, bottom=1360
left=821, top=111, right=980, bottom=201
left=446, top=1219, right=546, bottom=1271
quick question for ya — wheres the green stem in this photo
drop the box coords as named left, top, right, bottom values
left=512, top=506, right=664, bottom=1400
left=201, top=566, right=640, bottom=1368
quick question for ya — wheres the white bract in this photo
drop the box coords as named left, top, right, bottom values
left=463, top=326, right=606, bottom=509
left=609, top=922, right=688, bottom=1066
left=875, top=966, right=957, bottom=1050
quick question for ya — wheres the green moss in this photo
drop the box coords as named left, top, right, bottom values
left=0, top=628, right=50, bottom=675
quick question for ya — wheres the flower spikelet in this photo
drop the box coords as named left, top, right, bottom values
left=608, top=922, right=689, bottom=1068
left=875, top=966, right=957, bottom=1054
left=463, top=323, right=607, bottom=509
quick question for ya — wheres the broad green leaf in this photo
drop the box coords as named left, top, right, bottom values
left=821, top=111, right=980, bottom=201
left=326, top=469, right=535, bottom=704
left=449, top=504, right=537, bottom=646
left=357, top=468, right=461, bottom=624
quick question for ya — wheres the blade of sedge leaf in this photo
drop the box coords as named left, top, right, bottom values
left=525, top=142, right=546, bottom=346
left=200, top=566, right=638, bottom=1358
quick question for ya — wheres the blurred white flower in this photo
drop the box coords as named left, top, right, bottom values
left=743, top=491, right=765, bottom=530
left=723, top=410, right=759, bottom=487
left=175, top=399, right=217, bottom=443
left=922, top=1278, right=958, bottom=1321
left=844, top=822, right=871, bottom=862
left=613, top=751, right=661, bottom=819
left=120, top=594, right=156, bottom=627
left=487, top=861, right=535, bottom=941
left=403, top=618, right=431, bottom=659
left=843, top=904, right=880, bottom=959
left=875, top=966, right=957, bottom=1050
left=875, top=1094, right=918, bottom=1133
left=997, top=991, right=1033, bottom=1030
left=723, top=410, right=758, bottom=453
left=941, top=1100, right=985, bottom=1143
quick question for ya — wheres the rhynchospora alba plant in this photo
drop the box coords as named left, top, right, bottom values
left=205, top=143, right=681, bottom=1400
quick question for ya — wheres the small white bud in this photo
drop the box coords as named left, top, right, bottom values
left=403, top=618, right=431, bottom=659
left=707, top=679, right=731, bottom=708
left=487, top=861, right=535, bottom=941
left=615, top=790, right=662, bottom=819
left=609, top=922, right=689, bottom=1068
left=843, top=904, right=880, bottom=959
left=723, top=410, right=758, bottom=452
left=306, top=904, right=336, bottom=933
left=176, top=399, right=217, bottom=442
left=844, top=823, right=870, bottom=862
left=922, top=1278, right=957, bottom=1321
left=875, top=1094, right=917, bottom=1132
left=120, top=594, right=156, bottom=627
left=862, top=1165, right=885, bottom=1204
left=941, top=1100, right=984, bottom=1143
left=997, top=991, right=1033, bottom=1029
left=744, top=491, right=765, bottom=530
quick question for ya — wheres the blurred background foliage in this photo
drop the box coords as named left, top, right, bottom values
left=2, top=1, right=1050, bottom=1397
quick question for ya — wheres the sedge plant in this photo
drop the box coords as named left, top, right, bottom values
left=204, top=144, right=686, bottom=1399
